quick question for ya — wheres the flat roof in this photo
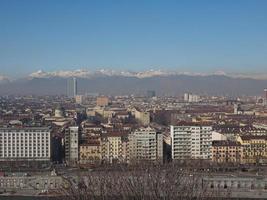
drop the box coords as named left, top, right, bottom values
left=0, top=127, right=50, bottom=131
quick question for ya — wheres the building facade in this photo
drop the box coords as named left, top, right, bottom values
left=128, top=127, right=163, bottom=162
left=96, top=96, right=109, bottom=107
left=0, top=173, right=64, bottom=192
left=65, top=126, right=79, bottom=166
left=184, top=93, right=200, bottom=103
left=79, top=142, right=102, bottom=165
left=101, top=133, right=128, bottom=163
left=75, top=95, right=85, bottom=104
left=0, top=127, right=51, bottom=161
left=237, top=135, right=267, bottom=164
left=170, top=124, right=212, bottom=160
left=212, top=140, right=243, bottom=163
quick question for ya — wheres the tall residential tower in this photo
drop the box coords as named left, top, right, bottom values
left=170, top=123, right=212, bottom=160
left=67, top=77, right=77, bottom=97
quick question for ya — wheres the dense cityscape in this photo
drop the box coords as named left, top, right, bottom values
left=0, top=77, right=267, bottom=199
left=1, top=0, right=267, bottom=199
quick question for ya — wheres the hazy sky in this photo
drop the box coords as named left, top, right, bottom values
left=1, top=0, right=267, bottom=77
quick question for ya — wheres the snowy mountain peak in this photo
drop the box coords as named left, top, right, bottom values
left=29, top=69, right=92, bottom=78
left=29, top=70, right=49, bottom=78
left=0, top=75, right=10, bottom=84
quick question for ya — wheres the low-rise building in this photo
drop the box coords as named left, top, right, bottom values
left=0, top=127, right=51, bottom=162
left=0, top=172, right=64, bottom=192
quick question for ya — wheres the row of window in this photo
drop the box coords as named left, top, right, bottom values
left=2, top=140, right=49, bottom=144
left=1, top=136, right=49, bottom=139
left=213, top=154, right=242, bottom=158
left=213, top=150, right=242, bottom=153
left=1, top=137, right=49, bottom=140
left=0, top=154, right=49, bottom=157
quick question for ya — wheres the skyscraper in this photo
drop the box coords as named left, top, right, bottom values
left=67, top=77, right=77, bottom=97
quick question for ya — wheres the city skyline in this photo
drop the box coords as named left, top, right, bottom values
left=1, top=0, right=267, bottom=77
left=2, top=1, right=267, bottom=199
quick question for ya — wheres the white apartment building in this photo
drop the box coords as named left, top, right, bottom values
left=184, top=93, right=200, bottom=103
left=170, top=124, right=212, bottom=160
left=129, top=127, right=163, bottom=162
left=65, top=126, right=79, bottom=165
left=0, top=127, right=51, bottom=161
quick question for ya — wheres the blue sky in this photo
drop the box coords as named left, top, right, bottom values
left=0, top=0, right=267, bottom=77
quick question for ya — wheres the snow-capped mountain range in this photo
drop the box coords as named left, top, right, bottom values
left=1, top=69, right=267, bottom=83
left=0, top=75, right=10, bottom=83
left=1, top=69, right=267, bottom=96
left=29, top=69, right=177, bottom=79
left=27, top=69, right=235, bottom=79
left=27, top=69, right=267, bottom=80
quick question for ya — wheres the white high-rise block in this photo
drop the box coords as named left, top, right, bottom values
left=171, top=124, right=212, bottom=160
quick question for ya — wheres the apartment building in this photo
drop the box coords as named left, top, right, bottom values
left=101, top=132, right=128, bottom=163
left=237, top=135, right=267, bottom=164
left=96, top=96, right=109, bottom=107
left=79, top=142, right=102, bottom=165
left=170, top=123, right=212, bottom=160
left=128, top=127, right=163, bottom=162
left=212, top=140, right=243, bottom=163
left=0, top=127, right=51, bottom=161
left=65, top=126, right=79, bottom=166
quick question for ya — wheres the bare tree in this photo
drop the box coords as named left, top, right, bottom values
left=58, top=163, right=228, bottom=200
